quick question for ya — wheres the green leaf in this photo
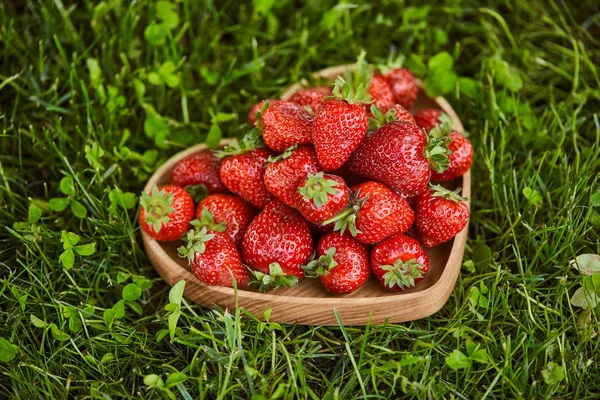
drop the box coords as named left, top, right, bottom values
left=49, top=197, right=70, bottom=212
left=156, top=1, right=179, bottom=29
left=570, top=254, right=600, bottom=276
left=30, top=314, right=48, bottom=328
left=168, top=310, right=181, bottom=341
left=165, top=372, right=187, bottom=388
left=85, top=142, right=105, bottom=171
left=103, top=308, right=116, bottom=329
left=206, top=123, right=222, bottom=149
left=60, top=249, right=75, bottom=269
left=144, top=22, right=168, bottom=45
left=100, top=353, right=114, bottom=364
left=397, top=355, right=424, bottom=367
left=61, top=231, right=80, bottom=249
left=71, top=200, right=87, bottom=218
left=147, top=71, right=163, bottom=86
left=212, top=112, right=237, bottom=123
left=122, top=283, right=142, bottom=301
left=487, top=57, right=523, bottom=92
left=542, top=362, right=565, bottom=386
left=169, top=280, right=186, bottom=306
left=144, top=374, right=165, bottom=390
left=570, top=287, right=598, bottom=309
left=50, top=324, right=70, bottom=341
left=253, top=0, right=276, bottom=15
left=591, top=190, right=600, bottom=207
left=126, top=301, right=143, bottom=316
left=113, top=300, right=125, bottom=319
left=200, top=66, right=219, bottom=85
left=446, top=349, right=472, bottom=370
left=132, top=275, right=153, bottom=290
left=459, top=77, right=480, bottom=98
left=0, top=338, right=17, bottom=362
left=59, top=176, right=75, bottom=195
left=69, top=315, right=83, bottom=333
left=523, top=186, right=542, bottom=206
left=74, top=242, right=96, bottom=256
left=117, top=272, right=131, bottom=284
left=406, top=54, right=427, bottom=76
left=428, top=51, right=454, bottom=72
left=28, top=203, right=42, bottom=224
left=472, top=243, right=492, bottom=269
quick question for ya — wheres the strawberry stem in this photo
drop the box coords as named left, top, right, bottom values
left=248, top=263, right=299, bottom=293
left=302, top=247, right=337, bottom=278
left=177, top=226, right=216, bottom=264
left=190, top=208, right=227, bottom=234
left=267, top=144, right=298, bottom=164
left=140, top=186, right=175, bottom=234
left=430, top=184, right=467, bottom=203
left=322, top=189, right=368, bottom=237
left=297, top=172, right=340, bottom=209
left=215, top=128, right=263, bottom=158
left=380, top=258, right=424, bottom=290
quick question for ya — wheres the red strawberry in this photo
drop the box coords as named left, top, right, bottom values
left=217, top=133, right=274, bottom=209
left=326, top=181, right=414, bottom=244
left=371, top=233, right=429, bottom=291
left=303, top=233, right=370, bottom=294
left=256, top=101, right=313, bottom=152
left=384, top=104, right=416, bottom=124
left=169, top=150, right=226, bottom=194
left=264, top=145, right=321, bottom=207
left=368, top=104, right=416, bottom=131
left=248, top=99, right=284, bottom=125
left=384, top=68, right=418, bottom=109
left=347, top=120, right=451, bottom=198
left=367, top=74, right=395, bottom=111
left=242, top=199, right=313, bottom=280
left=194, top=194, right=256, bottom=247
left=415, top=185, right=469, bottom=247
left=311, top=78, right=369, bottom=170
left=413, top=108, right=442, bottom=132
left=289, top=86, right=331, bottom=113
left=294, top=172, right=350, bottom=225
left=431, top=131, right=472, bottom=181
left=179, top=227, right=250, bottom=288
left=139, top=185, right=195, bottom=242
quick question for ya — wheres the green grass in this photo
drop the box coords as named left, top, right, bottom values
left=1, top=0, right=600, bottom=398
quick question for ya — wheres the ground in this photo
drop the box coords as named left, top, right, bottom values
left=1, top=0, right=599, bottom=399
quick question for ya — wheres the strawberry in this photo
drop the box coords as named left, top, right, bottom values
left=139, top=185, right=195, bottom=242
left=371, top=233, right=429, bottom=291
left=368, top=104, right=415, bottom=131
left=264, top=145, right=321, bottom=207
left=194, top=194, right=256, bottom=247
left=217, top=131, right=274, bottom=209
left=384, top=104, right=416, bottom=124
left=347, top=120, right=451, bottom=198
left=256, top=101, right=313, bottom=152
left=367, top=74, right=395, bottom=111
left=169, top=150, right=226, bottom=194
left=248, top=99, right=284, bottom=125
left=384, top=68, right=418, bottom=109
left=179, top=227, right=250, bottom=288
left=325, top=181, right=414, bottom=245
left=242, top=199, right=313, bottom=280
left=294, top=172, right=350, bottom=225
left=303, top=233, right=370, bottom=294
left=431, top=131, right=472, bottom=181
left=289, top=86, right=331, bottom=114
left=413, top=108, right=442, bottom=132
left=415, top=184, right=469, bottom=247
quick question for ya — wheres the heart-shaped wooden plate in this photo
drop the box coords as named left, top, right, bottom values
left=142, top=65, right=470, bottom=326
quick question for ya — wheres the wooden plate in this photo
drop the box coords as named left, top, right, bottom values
left=142, top=65, right=470, bottom=326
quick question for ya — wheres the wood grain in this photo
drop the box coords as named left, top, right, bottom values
left=142, top=65, right=470, bottom=326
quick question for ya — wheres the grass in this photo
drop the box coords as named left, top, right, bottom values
left=1, top=0, right=599, bottom=398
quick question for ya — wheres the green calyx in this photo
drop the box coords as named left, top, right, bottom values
left=140, top=186, right=175, bottom=234
left=322, top=189, right=368, bottom=237
left=424, top=113, right=453, bottom=173
left=302, top=248, right=337, bottom=278
left=190, top=208, right=226, bottom=234
left=380, top=258, right=424, bottom=290
left=376, top=50, right=405, bottom=75
left=327, top=51, right=373, bottom=105
left=368, top=105, right=399, bottom=131
left=248, top=263, right=299, bottom=293
left=215, top=128, right=263, bottom=158
left=254, top=100, right=271, bottom=130
left=298, top=172, right=340, bottom=209
left=430, top=184, right=468, bottom=203
left=177, top=226, right=216, bottom=264
left=267, top=144, right=298, bottom=164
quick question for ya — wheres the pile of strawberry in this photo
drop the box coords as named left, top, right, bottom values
left=139, top=53, right=472, bottom=295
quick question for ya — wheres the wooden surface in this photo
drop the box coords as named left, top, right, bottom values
left=141, top=65, right=470, bottom=326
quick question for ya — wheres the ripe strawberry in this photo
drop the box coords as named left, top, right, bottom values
left=289, top=86, right=331, bottom=114
left=347, top=120, right=451, bottom=198
left=368, top=104, right=415, bottom=131
left=384, top=68, right=418, bottom=109
left=194, top=194, right=256, bottom=247
left=256, top=101, right=313, bottom=152
left=242, top=199, right=313, bottom=280
left=367, top=74, right=395, bottom=111
left=179, top=227, right=250, bottom=288
left=169, top=150, right=226, bottom=194
left=311, top=78, right=369, bottom=170
left=325, top=181, right=414, bottom=244
left=294, top=172, right=350, bottom=225
left=384, top=104, right=416, bottom=124
left=431, top=131, right=472, bottom=181
left=303, top=233, right=370, bottom=294
left=413, top=108, right=442, bottom=132
left=248, top=99, right=283, bottom=125
left=139, top=185, right=195, bottom=242
left=217, top=132, right=274, bottom=209
left=264, top=145, right=321, bottom=207
left=371, top=233, right=429, bottom=291
left=415, top=185, right=469, bottom=247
